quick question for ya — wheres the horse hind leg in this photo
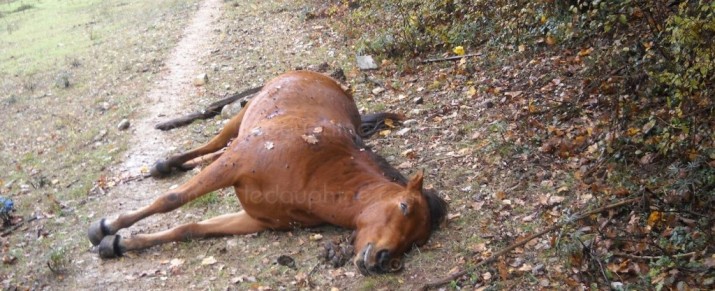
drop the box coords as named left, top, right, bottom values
left=96, top=211, right=267, bottom=258
left=151, top=100, right=253, bottom=178
left=88, top=157, right=242, bottom=251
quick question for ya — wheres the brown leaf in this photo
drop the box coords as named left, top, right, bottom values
left=546, top=35, right=556, bottom=46
left=614, top=188, right=630, bottom=196
left=498, top=258, right=509, bottom=280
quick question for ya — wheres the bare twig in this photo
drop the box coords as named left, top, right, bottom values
left=420, top=197, right=640, bottom=290
left=612, top=251, right=698, bottom=261
left=422, top=53, right=481, bottom=64
left=1, top=216, right=38, bottom=237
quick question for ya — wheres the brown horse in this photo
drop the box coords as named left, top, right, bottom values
left=87, top=71, right=448, bottom=275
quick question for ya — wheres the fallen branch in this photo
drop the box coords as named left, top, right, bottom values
left=1, top=216, right=38, bottom=237
left=612, top=251, right=698, bottom=261
left=420, top=197, right=640, bottom=290
left=155, top=86, right=262, bottom=131
left=422, top=53, right=481, bottom=64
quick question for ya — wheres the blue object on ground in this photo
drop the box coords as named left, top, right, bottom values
left=0, top=196, right=14, bottom=217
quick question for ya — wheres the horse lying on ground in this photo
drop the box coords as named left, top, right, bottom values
left=88, top=71, right=448, bottom=275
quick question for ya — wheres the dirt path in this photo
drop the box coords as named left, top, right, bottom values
left=67, top=0, right=225, bottom=289
left=121, top=0, right=223, bottom=174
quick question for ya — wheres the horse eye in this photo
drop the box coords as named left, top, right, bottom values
left=399, top=202, right=409, bottom=216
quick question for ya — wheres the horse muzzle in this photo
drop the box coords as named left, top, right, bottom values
left=354, top=243, right=403, bottom=275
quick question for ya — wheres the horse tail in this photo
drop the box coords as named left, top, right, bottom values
left=359, top=112, right=406, bottom=138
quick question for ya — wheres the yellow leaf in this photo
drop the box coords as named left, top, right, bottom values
left=627, top=127, right=640, bottom=136
left=453, top=46, right=465, bottom=56
left=466, top=86, right=477, bottom=97
left=528, top=99, right=537, bottom=113
left=384, top=118, right=395, bottom=128
left=578, top=47, right=594, bottom=57
left=647, top=211, right=662, bottom=228
left=379, top=129, right=391, bottom=137
left=540, top=15, right=547, bottom=24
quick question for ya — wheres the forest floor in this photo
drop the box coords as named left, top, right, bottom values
left=1, top=0, right=712, bottom=290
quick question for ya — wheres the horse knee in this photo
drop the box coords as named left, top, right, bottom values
left=155, top=192, right=183, bottom=213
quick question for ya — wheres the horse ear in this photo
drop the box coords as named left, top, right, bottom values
left=407, top=170, right=424, bottom=192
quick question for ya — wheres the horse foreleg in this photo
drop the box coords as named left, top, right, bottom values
left=151, top=100, right=253, bottom=177
left=88, top=159, right=241, bottom=248
left=96, top=211, right=267, bottom=258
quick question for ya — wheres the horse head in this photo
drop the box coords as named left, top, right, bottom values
left=353, top=171, right=448, bottom=275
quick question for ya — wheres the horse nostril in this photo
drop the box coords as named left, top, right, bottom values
left=376, top=249, right=390, bottom=271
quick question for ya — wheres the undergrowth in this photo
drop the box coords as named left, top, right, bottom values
left=316, top=0, right=714, bottom=289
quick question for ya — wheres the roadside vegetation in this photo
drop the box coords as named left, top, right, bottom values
left=313, top=0, right=713, bottom=289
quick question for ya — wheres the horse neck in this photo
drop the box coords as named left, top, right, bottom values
left=339, top=151, right=405, bottom=221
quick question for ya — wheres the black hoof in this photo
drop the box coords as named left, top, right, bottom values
left=88, top=218, right=108, bottom=246
left=98, top=235, right=123, bottom=259
left=150, top=160, right=172, bottom=178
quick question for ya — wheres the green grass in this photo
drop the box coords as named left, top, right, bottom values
left=0, top=0, right=182, bottom=75
left=187, top=191, right=220, bottom=208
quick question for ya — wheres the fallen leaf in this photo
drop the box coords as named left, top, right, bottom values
left=447, top=212, right=461, bottom=220
left=466, top=86, right=477, bottom=97
left=518, top=263, right=533, bottom=272
left=546, top=35, right=556, bottom=46
left=397, top=161, right=412, bottom=169
left=170, top=258, right=184, bottom=267
left=2, top=255, right=17, bottom=265
left=647, top=211, right=662, bottom=229
left=384, top=119, right=395, bottom=128
left=578, top=47, right=594, bottom=56
left=471, top=243, right=487, bottom=252
left=379, top=129, right=391, bottom=137
left=498, top=258, right=509, bottom=280
left=548, top=195, right=565, bottom=205
left=201, top=256, right=217, bottom=266
left=453, top=46, right=465, bottom=56
left=504, top=91, right=523, bottom=98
